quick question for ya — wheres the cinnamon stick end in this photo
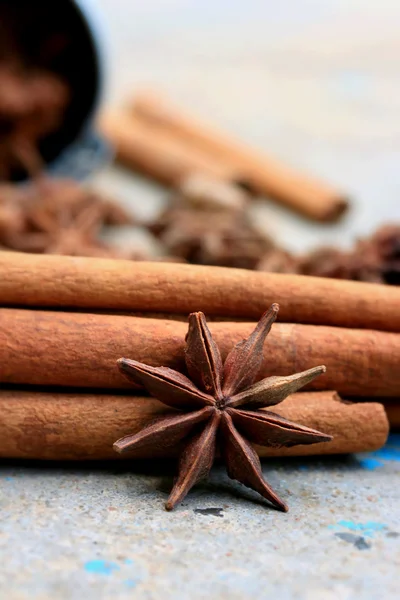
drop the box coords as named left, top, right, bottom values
left=319, top=195, right=350, bottom=223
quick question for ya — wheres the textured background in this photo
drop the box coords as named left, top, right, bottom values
left=1, top=1, right=400, bottom=598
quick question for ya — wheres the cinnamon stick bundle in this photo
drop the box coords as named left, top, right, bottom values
left=130, top=92, right=349, bottom=222
left=1, top=309, right=400, bottom=397
left=0, top=390, right=388, bottom=460
left=99, top=111, right=234, bottom=185
left=1, top=252, right=400, bottom=332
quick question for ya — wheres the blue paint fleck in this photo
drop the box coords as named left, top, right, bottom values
left=358, top=434, right=400, bottom=468
left=330, top=521, right=387, bottom=538
left=358, top=457, right=384, bottom=470
left=124, top=579, right=138, bottom=589
left=84, top=560, right=120, bottom=575
left=338, top=520, right=386, bottom=532
left=372, top=447, right=400, bottom=462
left=124, top=559, right=134, bottom=565
left=4, top=476, right=14, bottom=481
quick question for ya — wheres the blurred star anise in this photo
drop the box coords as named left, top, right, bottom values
left=149, top=206, right=274, bottom=269
left=300, top=225, right=400, bottom=285
left=114, top=304, right=331, bottom=511
left=0, top=178, right=135, bottom=257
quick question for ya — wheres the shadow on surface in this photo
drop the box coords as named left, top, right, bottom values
left=0, top=452, right=375, bottom=476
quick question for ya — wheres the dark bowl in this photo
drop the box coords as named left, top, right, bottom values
left=0, top=0, right=102, bottom=181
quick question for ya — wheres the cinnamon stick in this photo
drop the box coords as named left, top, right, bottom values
left=378, top=403, right=400, bottom=429
left=0, top=390, right=388, bottom=460
left=1, top=252, right=400, bottom=333
left=99, top=111, right=234, bottom=185
left=1, top=309, right=399, bottom=397
left=131, top=91, right=349, bottom=222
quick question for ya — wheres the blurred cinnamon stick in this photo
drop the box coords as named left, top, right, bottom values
left=1, top=252, right=400, bottom=332
left=99, top=110, right=234, bottom=185
left=0, top=390, right=388, bottom=460
left=1, top=309, right=400, bottom=397
left=130, top=91, right=349, bottom=222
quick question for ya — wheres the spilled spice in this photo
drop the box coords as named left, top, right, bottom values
left=0, top=62, right=69, bottom=180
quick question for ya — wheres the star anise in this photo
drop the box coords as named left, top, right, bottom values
left=362, top=225, right=400, bottom=285
left=299, top=225, right=400, bottom=285
left=6, top=190, right=104, bottom=256
left=114, top=304, right=331, bottom=511
left=2, top=178, right=135, bottom=257
left=149, top=206, right=274, bottom=269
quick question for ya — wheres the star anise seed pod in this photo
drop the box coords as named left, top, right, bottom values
left=149, top=206, right=274, bottom=269
left=114, top=304, right=331, bottom=511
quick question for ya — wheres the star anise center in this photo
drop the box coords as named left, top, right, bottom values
left=215, top=396, right=228, bottom=410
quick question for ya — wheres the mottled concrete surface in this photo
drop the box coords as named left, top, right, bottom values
left=1, top=438, right=399, bottom=599
left=2, top=1, right=400, bottom=598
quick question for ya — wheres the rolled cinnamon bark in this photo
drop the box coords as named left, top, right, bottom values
left=0, top=390, right=388, bottom=460
left=1, top=309, right=399, bottom=397
left=131, top=92, right=349, bottom=222
left=379, top=403, right=400, bottom=428
left=99, top=111, right=234, bottom=185
left=1, top=252, right=400, bottom=332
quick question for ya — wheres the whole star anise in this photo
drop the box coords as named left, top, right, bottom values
left=114, top=304, right=331, bottom=511
left=149, top=206, right=274, bottom=269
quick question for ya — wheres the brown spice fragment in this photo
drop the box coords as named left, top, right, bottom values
left=0, top=62, right=69, bottom=180
left=257, top=248, right=301, bottom=274
left=366, top=225, right=400, bottom=285
left=0, top=184, right=26, bottom=243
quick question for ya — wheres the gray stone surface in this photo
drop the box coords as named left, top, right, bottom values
left=2, top=1, right=400, bottom=598
left=1, top=440, right=399, bottom=599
